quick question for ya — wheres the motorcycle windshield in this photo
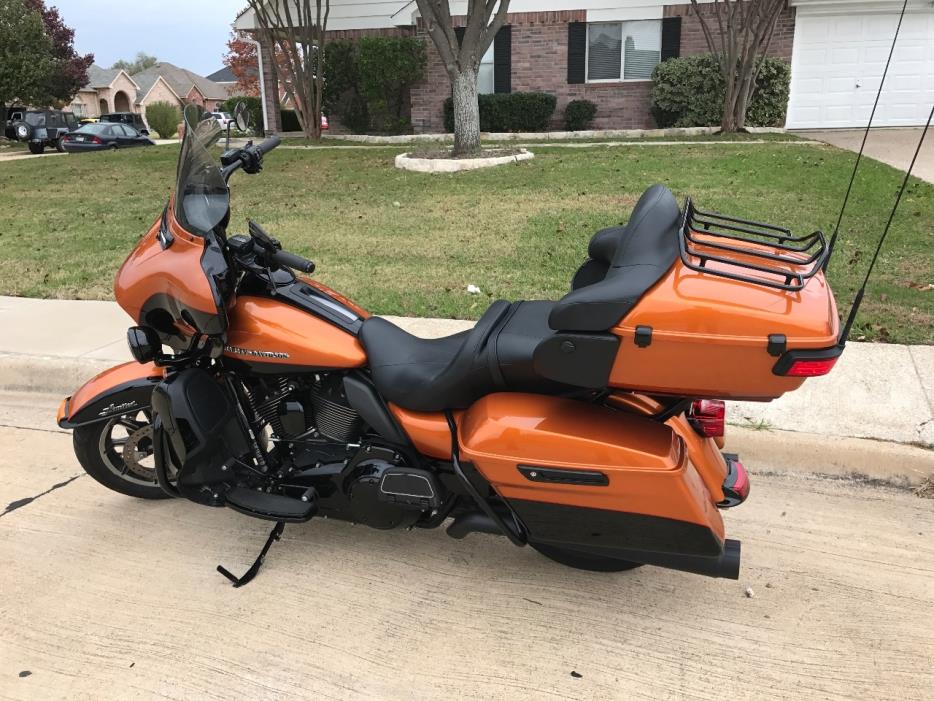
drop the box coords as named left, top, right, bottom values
left=174, top=106, right=228, bottom=237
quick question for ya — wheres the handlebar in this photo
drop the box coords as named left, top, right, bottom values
left=254, top=134, right=281, bottom=157
left=271, top=248, right=315, bottom=274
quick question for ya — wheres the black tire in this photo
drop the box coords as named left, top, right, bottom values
left=11, top=121, right=31, bottom=141
left=55, top=137, right=66, bottom=153
left=73, top=413, right=168, bottom=500
left=110, top=143, right=118, bottom=151
left=28, top=142, right=44, bottom=155
left=531, top=543, right=643, bottom=573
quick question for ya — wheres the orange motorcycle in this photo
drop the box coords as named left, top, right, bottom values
left=57, top=108, right=843, bottom=586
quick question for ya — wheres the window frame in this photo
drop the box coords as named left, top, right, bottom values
left=584, top=19, right=662, bottom=84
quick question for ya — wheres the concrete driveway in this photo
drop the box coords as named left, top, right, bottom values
left=1, top=391, right=933, bottom=700
left=799, top=128, right=934, bottom=183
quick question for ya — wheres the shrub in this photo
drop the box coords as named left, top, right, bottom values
left=323, top=38, right=425, bottom=134
left=357, top=37, right=426, bottom=133
left=650, top=54, right=791, bottom=128
left=443, top=92, right=557, bottom=132
left=145, top=101, right=180, bottom=138
left=565, top=99, right=597, bottom=131
left=223, top=95, right=263, bottom=133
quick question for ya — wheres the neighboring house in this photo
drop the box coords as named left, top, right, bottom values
left=235, top=0, right=934, bottom=134
left=207, top=66, right=246, bottom=97
left=70, top=65, right=140, bottom=118
left=68, top=62, right=229, bottom=125
left=133, top=62, right=229, bottom=112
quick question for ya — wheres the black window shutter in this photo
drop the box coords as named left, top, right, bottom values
left=494, top=26, right=512, bottom=93
left=567, top=22, right=586, bottom=84
left=660, top=17, right=681, bottom=61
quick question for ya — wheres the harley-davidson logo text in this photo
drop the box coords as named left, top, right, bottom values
left=224, top=345, right=290, bottom=359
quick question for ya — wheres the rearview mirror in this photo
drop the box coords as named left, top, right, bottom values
left=234, top=102, right=251, bottom=132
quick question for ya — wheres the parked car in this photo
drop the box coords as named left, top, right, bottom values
left=7, top=109, right=78, bottom=154
left=209, top=111, right=233, bottom=129
left=99, top=112, right=149, bottom=136
left=61, top=123, right=155, bottom=153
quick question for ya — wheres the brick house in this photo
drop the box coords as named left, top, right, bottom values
left=68, top=63, right=229, bottom=126
left=236, top=0, right=934, bottom=134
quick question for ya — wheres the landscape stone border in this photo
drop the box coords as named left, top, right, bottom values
left=395, top=149, right=535, bottom=173
left=280, top=126, right=786, bottom=145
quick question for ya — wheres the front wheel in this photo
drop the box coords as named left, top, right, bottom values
left=72, top=411, right=168, bottom=500
left=531, top=543, right=643, bottom=573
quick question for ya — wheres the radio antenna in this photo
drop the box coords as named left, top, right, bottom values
left=838, top=102, right=933, bottom=347
left=823, top=0, right=908, bottom=272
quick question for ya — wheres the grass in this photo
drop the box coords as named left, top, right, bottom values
left=0, top=140, right=931, bottom=343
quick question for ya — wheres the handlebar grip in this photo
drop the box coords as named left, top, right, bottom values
left=271, top=248, right=315, bottom=274
left=255, top=135, right=281, bottom=157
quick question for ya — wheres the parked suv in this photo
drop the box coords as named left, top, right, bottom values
left=7, top=109, right=78, bottom=154
left=99, top=112, right=149, bottom=136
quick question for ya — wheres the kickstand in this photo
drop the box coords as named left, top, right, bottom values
left=217, top=521, right=285, bottom=588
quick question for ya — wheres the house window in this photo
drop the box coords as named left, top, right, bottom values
left=478, top=44, right=495, bottom=94
left=586, top=20, right=662, bottom=82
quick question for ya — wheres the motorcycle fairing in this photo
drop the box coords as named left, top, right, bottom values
left=57, top=361, right=162, bottom=428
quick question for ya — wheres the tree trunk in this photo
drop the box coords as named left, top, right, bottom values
left=451, top=69, right=481, bottom=157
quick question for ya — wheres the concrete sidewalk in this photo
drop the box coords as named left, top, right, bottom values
left=2, top=295, right=931, bottom=480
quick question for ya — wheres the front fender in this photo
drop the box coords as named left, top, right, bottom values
left=57, top=361, right=163, bottom=429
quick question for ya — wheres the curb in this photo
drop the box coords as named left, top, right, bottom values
left=4, top=351, right=930, bottom=486
left=395, top=149, right=534, bottom=173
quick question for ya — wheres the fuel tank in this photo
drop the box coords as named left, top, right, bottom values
left=224, top=295, right=367, bottom=373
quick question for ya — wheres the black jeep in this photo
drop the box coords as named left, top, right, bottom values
left=7, top=109, right=79, bottom=154
left=100, top=112, right=150, bottom=136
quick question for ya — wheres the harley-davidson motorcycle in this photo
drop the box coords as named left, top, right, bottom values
left=57, top=107, right=844, bottom=585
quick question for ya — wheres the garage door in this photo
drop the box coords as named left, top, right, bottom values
left=787, top=10, right=934, bottom=129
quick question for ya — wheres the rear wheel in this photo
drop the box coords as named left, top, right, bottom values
left=28, top=142, right=44, bottom=155
left=531, top=543, right=643, bottom=573
left=72, top=410, right=168, bottom=500
left=55, top=137, right=66, bottom=153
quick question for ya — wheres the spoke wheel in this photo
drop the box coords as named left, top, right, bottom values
left=74, top=410, right=168, bottom=500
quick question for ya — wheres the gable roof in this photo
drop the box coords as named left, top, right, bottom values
left=133, top=62, right=228, bottom=102
left=86, top=64, right=139, bottom=90
left=207, top=66, right=237, bottom=83
left=134, top=74, right=180, bottom=106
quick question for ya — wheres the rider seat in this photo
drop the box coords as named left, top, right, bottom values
left=359, top=185, right=682, bottom=412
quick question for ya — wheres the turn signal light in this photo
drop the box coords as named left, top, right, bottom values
left=784, top=356, right=839, bottom=377
left=689, top=399, right=725, bottom=437
left=772, top=347, right=842, bottom=377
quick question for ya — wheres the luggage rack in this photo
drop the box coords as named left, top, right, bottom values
left=678, top=198, right=829, bottom=291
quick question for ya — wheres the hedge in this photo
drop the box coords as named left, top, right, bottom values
left=650, top=54, right=791, bottom=128
left=223, top=95, right=264, bottom=133
left=443, top=92, right=557, bottom=132
left=565, top=99, right=597, bottom=131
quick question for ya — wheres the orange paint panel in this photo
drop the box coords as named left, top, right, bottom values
left=457, top=393, right=724, bottom=536
left=67, top=361, right=162, bottom=419
left=389, top=405, right=455, bottom=459
left=609, top=258, right=839, bottom=399
left=224, top=296, right=366, bottom=369
left=114, top=207, right=217, bottom=327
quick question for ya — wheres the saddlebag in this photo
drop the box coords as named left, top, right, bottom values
left=458, top=393, right=726, bottom=559
left=151, top=368, right=250, bottom=504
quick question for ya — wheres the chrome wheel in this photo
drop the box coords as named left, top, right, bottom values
left=97, top=411, right=157, bottom=486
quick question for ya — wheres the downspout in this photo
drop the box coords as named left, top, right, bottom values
left=247, top=35, right=271, bottom=134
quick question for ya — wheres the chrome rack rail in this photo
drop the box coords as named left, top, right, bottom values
left=678, top=198, right=829, bottom=292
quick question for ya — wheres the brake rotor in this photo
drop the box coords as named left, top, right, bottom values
left=122, top=424, right=155, bottom=479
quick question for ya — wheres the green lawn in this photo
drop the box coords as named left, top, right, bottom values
left=0, top=141, right=931, bottom=343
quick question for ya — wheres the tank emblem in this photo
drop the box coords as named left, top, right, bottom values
left=224, top=345, right=290, bottom=360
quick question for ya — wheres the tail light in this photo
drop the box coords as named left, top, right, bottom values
left=90, top=136, right=103, bottom=144
left=773, top=347, right=842, bottom=377
left=689, top=399, right=725, bottom=437
left=718, top=453, right=750, bottom=508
